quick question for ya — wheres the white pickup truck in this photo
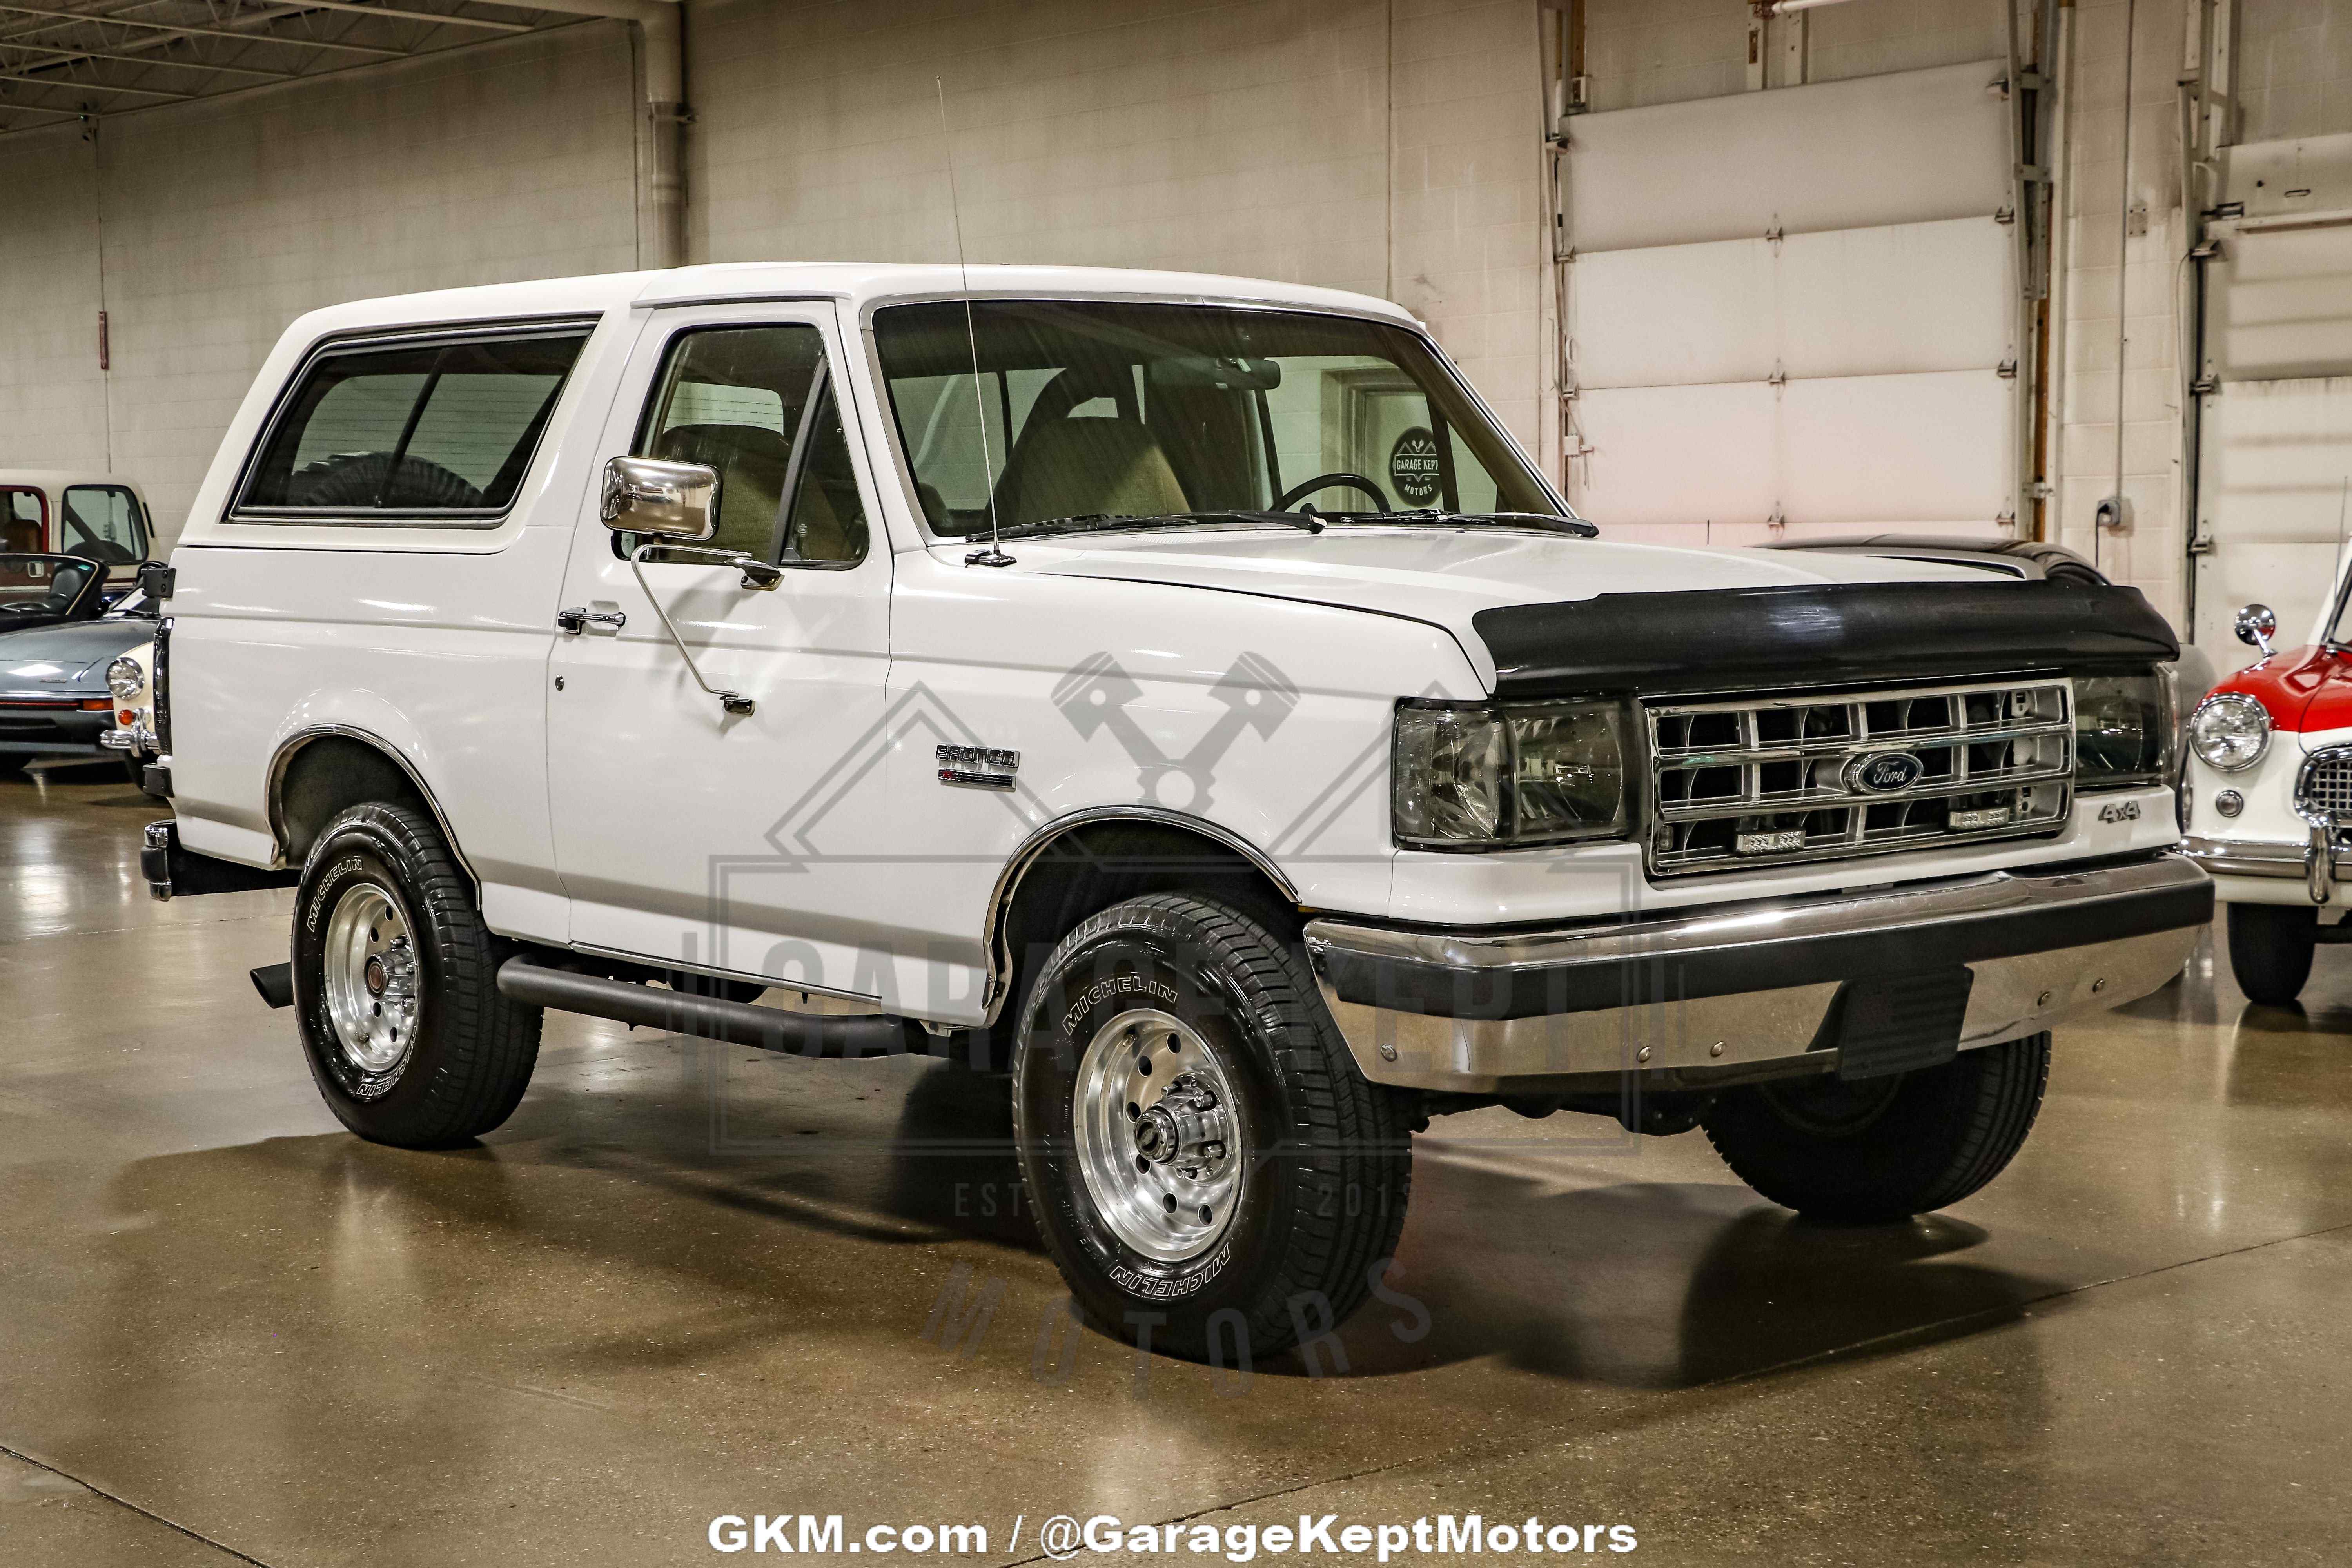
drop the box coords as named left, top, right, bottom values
left=142, top=263, right=2209, bottom=1357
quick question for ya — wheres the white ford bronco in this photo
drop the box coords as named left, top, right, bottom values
left=142, top=264, right=2210, bottom=1356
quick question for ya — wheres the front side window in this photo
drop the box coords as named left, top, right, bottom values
left=60, top=485, right=151, bottom=564
left=237, top=328, right=590, bottom=522
left=625, top=324, right=867, bottom=566
left=871, top=301, right=1555, bottom=535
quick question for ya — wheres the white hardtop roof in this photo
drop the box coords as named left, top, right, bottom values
left=0, top=470, right=146, bottom=493
left=280, top=263, right=1423, bottom=340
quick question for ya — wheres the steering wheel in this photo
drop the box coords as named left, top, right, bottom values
left=1276, top=472, right=1390, bottom=512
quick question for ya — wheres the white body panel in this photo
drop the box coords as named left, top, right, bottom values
left=160, top=262, right=2186, bottom=1026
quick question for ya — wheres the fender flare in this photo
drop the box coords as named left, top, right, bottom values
left=979, top=804, right=1300, bottom=1024
left=264, top=723, right=479, bottom=888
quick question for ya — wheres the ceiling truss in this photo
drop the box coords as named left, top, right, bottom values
left=0, top=0, right=579, bottom=135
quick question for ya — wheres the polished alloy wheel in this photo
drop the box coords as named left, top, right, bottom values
left=321, top=882, right=419, bottom=1076
left=1071, top=1008, right=1242, bottom=1262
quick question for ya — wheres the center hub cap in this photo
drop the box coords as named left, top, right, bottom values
left=1133, top=1073, right=1228, bottom=1178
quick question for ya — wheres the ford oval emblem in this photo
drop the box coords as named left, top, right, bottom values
left=1849, top=751, right=1925, bottom=793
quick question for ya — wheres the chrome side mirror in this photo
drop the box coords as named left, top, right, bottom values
left=601, top=456, right=718, bottom=541
left=2235, top=603, right=2277, bottom=657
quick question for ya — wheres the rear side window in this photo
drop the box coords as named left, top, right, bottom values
left=235, top=327, right=591, bottom=523
left=60, top=485, right=150, bottom=564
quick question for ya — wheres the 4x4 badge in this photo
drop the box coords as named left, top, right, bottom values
left=1847, top=751, right=1925, bottom=793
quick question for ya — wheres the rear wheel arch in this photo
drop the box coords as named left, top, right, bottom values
left=269, top=729, right=471, bottom=887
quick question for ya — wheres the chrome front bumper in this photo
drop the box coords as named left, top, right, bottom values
left=1303, top=853, right=2211, bottom=1094
left=2181, top=833, right=2344, bottom=904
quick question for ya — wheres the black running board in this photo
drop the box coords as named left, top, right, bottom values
left=251, top=963, right=294, bottom=1009
left=494, top=956, right=930, bottom=1058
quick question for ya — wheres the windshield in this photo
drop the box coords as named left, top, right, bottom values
left=871, top=301, right=1558, bottom=537
left=60, top=484, right=151, bottom=564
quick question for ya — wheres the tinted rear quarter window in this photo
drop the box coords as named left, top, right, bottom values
left=237, top=328, right=590, bottom=523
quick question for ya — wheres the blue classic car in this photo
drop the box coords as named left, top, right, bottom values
left=0, top=562, right=159, bottom=777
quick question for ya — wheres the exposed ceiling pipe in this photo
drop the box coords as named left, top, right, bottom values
left=1755, top=0, right=1870, bottom=15
left=519, top=0, right=683, bottom=270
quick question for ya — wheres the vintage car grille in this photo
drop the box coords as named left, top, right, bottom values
left=2298, top=748, right=2352, bottom=822
left=1645, top=677, right=2074, bottom=876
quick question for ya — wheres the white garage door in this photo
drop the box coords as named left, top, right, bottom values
left=1561, top=60, right=2020, bottom=545
left=2193, top=135, right=2352, bottom=656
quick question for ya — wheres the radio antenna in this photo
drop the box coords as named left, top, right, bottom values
left=937, top=76, right=1011, bottom=567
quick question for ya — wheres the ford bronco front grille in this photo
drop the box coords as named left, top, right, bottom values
left=1644, top=677, right=2074, bottom=876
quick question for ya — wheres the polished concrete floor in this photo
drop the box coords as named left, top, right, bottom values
left=4, top=761, right=2349, bottom=1567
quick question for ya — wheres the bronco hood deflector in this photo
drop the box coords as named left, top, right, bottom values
left=1474, top=580, right=2180, bottom=699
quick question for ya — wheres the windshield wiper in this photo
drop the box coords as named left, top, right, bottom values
left=1323, top=509, right=1599, bottom=538
left=978, top=510, right=1325, bottom=542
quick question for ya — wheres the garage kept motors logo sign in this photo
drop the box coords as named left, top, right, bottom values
left=1388, top=426, right=1441, bottom=506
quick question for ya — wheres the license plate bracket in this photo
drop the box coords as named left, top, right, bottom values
left=1826, top=967, right=1975, bottom=1081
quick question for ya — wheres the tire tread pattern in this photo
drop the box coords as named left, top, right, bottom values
left=301, top=803, right=541, bottom=1147
left=1701, top=1033, right=2050, bottom=1222
left=1017, top=892, right=1413, bottom=1356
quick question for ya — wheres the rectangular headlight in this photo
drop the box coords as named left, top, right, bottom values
left=1394, top=699, right=1629, bottom=849
left=2073, top=669, right=2172, bottom=791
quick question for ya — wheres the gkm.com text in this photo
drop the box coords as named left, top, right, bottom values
left=708, top=1512, right=1639, bottom=1559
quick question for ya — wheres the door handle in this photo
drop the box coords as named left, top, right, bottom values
left=555, top=607, right=626, bottom=634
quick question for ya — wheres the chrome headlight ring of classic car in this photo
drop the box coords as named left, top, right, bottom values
left=2188, top=690, right=2272, bottom=773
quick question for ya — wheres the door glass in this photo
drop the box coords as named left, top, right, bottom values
left=780, top=381, right=870, bottom=566
left=60, top=485, right=151, bottom=563
left=634, top=326, right=827, bottom=558
left=0, top=488, right=42, bottom=554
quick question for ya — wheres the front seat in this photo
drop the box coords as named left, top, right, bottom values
left=654, top=422, right=793, bottom=557
left=998, top=417, right=1191, bottom=527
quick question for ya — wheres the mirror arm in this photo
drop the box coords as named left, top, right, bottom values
left=627, top=543, right=769, bottom=717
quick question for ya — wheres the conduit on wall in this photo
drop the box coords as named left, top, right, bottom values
left=523, top=0, right=685, bottom=269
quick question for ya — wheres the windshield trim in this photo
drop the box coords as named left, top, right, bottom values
left=855, top=296, right=1576, bottom=551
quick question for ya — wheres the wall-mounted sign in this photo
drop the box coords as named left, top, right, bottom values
left=1388, top=426, right=1441, bottom=507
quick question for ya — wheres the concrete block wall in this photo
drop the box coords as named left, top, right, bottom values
left=0, top=134, right=108, bottom=475
left=689, top=0, right=1548, bottom=453
left=0, top=0, right=1546, bottom=546
left=2238, top=0, right=2352, bottom=143
left=0, top=25, right=638, bottom=543
left=2048, top=0, right=2192, bottom=626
